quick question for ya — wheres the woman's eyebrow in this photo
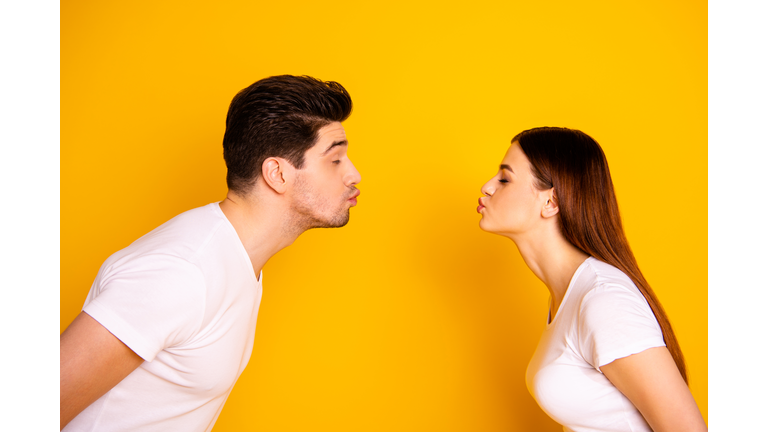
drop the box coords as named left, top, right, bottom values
left=500, top=164, right=513, bottom=172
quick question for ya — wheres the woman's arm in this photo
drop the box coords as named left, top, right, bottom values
left=601, top=346, right=707, bottom=431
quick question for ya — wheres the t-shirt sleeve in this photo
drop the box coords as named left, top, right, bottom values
left=576, top=285, right=666, bottom=372
left=83, top=253, right=207, bottom=362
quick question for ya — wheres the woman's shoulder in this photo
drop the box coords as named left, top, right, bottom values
left=570, top=259, right=665, bottom=370
left=579, top=257, right=637, bottom=292
left=569, top=258, right=647, bottom=311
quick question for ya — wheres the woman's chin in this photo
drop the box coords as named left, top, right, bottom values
left=478, top=218, right=496, bottom=234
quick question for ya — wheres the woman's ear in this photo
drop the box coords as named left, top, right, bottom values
left=542, top=189, right=559, bottom=218
left=262, top=157, right=289, bottom=194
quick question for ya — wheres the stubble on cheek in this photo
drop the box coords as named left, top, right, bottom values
left=290, top=174, right=351, bottom=229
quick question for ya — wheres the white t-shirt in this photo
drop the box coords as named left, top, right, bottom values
left=64, top=203, right=263, bottom=432
left=525, top=257, right=666, bottom=432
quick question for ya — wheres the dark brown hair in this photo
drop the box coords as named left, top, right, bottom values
left=514, top=126, right=688, bottom=384
left=223, top=75, right=352, bottom=194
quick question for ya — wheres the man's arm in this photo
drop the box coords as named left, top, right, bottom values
left=601, top=346, right=707, bottom=431
left=60, top=312, right=144, bottom=430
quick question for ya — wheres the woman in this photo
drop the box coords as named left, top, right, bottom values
left=477, top=127, right=706, bottom=431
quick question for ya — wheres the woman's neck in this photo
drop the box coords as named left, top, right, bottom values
left=511, top=229, right=589, bottom=319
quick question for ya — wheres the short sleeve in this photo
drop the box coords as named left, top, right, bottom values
left=576, top=285, right=666, bottom=372
left=83, top=253, right=207, bottom=362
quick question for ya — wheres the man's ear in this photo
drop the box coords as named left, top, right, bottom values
left=261, top=157, right=290, bottom=194
left=542, top=189, right=559, bottom=218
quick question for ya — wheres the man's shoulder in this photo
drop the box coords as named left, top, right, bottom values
left=106, top=203, right=235, bottom=267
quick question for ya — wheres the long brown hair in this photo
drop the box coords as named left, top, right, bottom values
left=514, top=126, right=688, bottom=384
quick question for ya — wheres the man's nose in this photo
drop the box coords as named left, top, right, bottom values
left=346, top=160, right=361, bottom=186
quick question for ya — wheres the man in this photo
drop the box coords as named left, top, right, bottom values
left=60, top=75, right=361, bottom=431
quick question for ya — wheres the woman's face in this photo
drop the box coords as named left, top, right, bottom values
left=478, top=143, right=549, bottom=237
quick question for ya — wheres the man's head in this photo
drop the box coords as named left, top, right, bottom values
left=223, top=75, right=360, bottom=229
left=288, top=120, right=361, bottom=229
left=223, top=75, right=353, bottom=194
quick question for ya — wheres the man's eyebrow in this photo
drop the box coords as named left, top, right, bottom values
left=500, top=164, right=513, bottom=172
left=321, top=140, right=348, bottom=156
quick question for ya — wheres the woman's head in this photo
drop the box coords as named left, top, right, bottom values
left=478, top=142, right=556, bottom=237
left=512, top=127, right=623, bottom=259
left=481, top=126, right=689, bottom=383
left=478, top=126, right=617, bottom=246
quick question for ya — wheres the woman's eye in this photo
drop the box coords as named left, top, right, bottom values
left=332, top=160, right=341, bottom=165
left=499, top=178, right=509, bottom=183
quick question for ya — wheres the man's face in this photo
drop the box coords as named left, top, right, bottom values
left=290, top=121, right=361, bottom=229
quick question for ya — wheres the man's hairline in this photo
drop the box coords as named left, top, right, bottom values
left=229, top=115, right=349, bottom=195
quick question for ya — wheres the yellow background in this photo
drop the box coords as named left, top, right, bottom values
left=61, top=1, right=707, bottom=430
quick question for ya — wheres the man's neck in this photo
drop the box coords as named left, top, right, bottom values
left=218, top=190, right=302, bottom=277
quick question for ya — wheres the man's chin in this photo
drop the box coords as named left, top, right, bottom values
left=327, top=214, right=350, bottom=228
left=307, top=211, right=350, bottom=230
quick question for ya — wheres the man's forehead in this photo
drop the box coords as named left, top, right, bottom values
left=311, top=122, right=348, bottom=156
left=317, top=121, right=346, bottom=140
